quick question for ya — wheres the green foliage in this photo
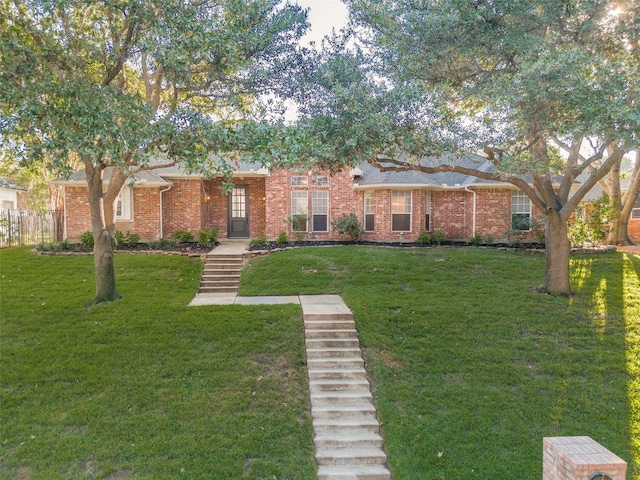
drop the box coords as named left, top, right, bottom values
left=197, top=226, right=219, bottom=246
left=249, top=235, right=268, bottom=247
left=115, top=231, right=140, bottom=248
left=79, top=231, right=94, bottom=249
left=288, top=214, right=309, bottom=241
left=277, top=231, right=289, bottom=244
left=469, top=231, right=484, bottom=246
left=416, top=229, right=446, bottom=246
left=568, top=195, right=614, bottom=247
left=331, top=213, right=363, bottom=241
left=172, top=230, right=195, bottom=244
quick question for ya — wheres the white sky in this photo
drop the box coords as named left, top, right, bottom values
left=294, top=0, right=349, bottom=46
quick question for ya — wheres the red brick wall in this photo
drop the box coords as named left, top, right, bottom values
left=264, top=168, right=361, bottom=240
left=201, top=177, right=266, bottom=238
left=161, top=179, right=202, bottom=238
left=629, top=218, right=640, bottom=242
left=64, top=186, right=161, bottom=242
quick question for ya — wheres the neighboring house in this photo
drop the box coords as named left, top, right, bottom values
left=0, top=177, right=27, bottom=210
left=52, top=154, right=548, bottom=244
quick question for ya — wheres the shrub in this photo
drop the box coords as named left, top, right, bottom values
left=249, top=235, right=268, bottom=247
left=276, top=231, right=289, bottom=244
left=148, top=240, right=161, bottom=250
left=331, top=213, right=363, bottom=241
left=469, top=231, right=484, bottom=246
left=415, top=230, right=432, bottom=245
left=115, top=231, right=140, bottom=248
left=79, top=231, right=94, bottom=249
left=431, top=229, right=446, bottom=245
left=416, top=229, right=447, bottom=246
left=173, top=230, right=195, bottom=243
left=197, top=226, right=219, bottom=246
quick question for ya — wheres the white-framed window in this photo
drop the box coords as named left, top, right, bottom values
left=632, top=194, right=640, bottom=220
left=392, top=190, right=412, bottom=231
left=291, top=175, right=308, bottom=186
left=364, top=191, right=375, bottom=232
left=312, top=175, right=329, bottom=187
left=291, top=190, right=308, bottom=232
left=2, top=200, right=15, bottom=210
left=312, top=191, right=329, bottom=232
left=116, top=187, right=133, bottom=221
left=511, top=190, right=531, bottom=230
left=424, top=190, right=432, bottom=231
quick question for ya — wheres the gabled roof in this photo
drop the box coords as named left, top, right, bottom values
left=0, top=177, right=27, bottom=191
left=353, top=153, right=509, bottom=189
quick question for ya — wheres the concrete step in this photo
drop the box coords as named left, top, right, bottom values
left=198, top=286, right=238, bottom=293
left=306, top=347, right=362, bottom=359
left=316, top=447, right=387, bottom=466
left=201, top=274, right=241, bottom=280
left=314, top=431, right=384, bottom=449
left=204, top=265, right=242, bottom=272
left=200, top=280, right=239, bottom=287
left=312, top=403, right=377, bottom=416
left=310, top=390, right=373, bottom=405
left=306, top=338, right=360, bottom=348
left=308, top=367, right=368, bottom=380
left=307, top=357, right=365, bottom=369
left=313, top=417, right=381, bottom=434
left=310, top=378, right=371, bottom=392
left=305, top=320, right=357, bottom=330
left=305, top=329, right=358, bottom=339
left=303, top=312, right=354, bottom=321
left=317, top=464, right=391, bottom=480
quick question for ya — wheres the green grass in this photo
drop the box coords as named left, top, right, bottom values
left=0, top=247, right=315, bottom=479
left=240, top=246, right=640, bottom=479
left=2, top=246, right=638, bottom=479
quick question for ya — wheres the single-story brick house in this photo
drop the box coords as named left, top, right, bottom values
left=53, top=154, right=640, bottom=244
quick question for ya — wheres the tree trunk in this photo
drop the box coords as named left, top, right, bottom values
left=85, top=161, right=121, bottom=306
left=544, top=211, right=572, bottom=296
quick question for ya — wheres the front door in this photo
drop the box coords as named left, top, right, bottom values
left=227, top=185, right=249, bottom=238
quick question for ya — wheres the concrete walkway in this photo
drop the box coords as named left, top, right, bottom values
left=188, top=243, right=390, bottom=478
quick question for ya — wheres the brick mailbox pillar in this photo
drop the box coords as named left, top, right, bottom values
left=543, top=437, right=627, bottom=480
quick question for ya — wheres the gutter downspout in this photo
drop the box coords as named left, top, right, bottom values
left=464, top=186, right=477, bottom=234
left=159, top=184, right=172, bottom=239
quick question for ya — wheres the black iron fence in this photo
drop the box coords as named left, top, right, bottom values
left=0, top=209, right=63, bottom=248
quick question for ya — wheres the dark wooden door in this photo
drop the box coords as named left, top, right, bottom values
left=227, top=186, right=249, bottom=238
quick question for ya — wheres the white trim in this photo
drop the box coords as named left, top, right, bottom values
left=391, top=190, right=412, bottom=232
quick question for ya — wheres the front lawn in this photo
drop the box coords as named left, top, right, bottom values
left=2, top=246, right=638, bottom=479
left=0, top=247, right=315, bottom=479
left=241, top=246, right=640, bottom=479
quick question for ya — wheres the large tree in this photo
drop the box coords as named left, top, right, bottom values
left=1, top=0, right=307, bottom=305
left=292, top=0, right=639, bottom=296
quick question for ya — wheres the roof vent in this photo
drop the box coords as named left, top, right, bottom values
left=350, top=167, right=363, bottom=177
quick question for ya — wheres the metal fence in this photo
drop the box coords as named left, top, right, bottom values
left=0, top=209, right=63, bottom=248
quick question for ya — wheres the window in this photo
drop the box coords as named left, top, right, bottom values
left=312, top=175, right=329, bottom=187
left=116, top=187, right=133, bottom=221
left=2, top=200, right=15, bottom=210
left=424, top=190, right=432, bottom=231
left=364, top=191, right=375, bottom=232
left=312, top=191, right=329, bottom=231
left=291, top=175, right=308, bottom=186
left=632, top=194, right=640, bottom=220
left=231, top=187, right=246, bottom=218
left=291, top=190, right=308, bottom=231
left=511, top=190, right=531, bottom=230
left=392, top=190, right=412, bottom=231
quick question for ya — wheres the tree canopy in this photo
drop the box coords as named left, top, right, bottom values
left=287, top=0, right=639, bottom=295
left=0, top=0, right=308, bottom=304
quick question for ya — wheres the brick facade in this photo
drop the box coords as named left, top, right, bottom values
left=59, top=167, right=588, bottom=244
left=64, top=186, right=162, bottom=242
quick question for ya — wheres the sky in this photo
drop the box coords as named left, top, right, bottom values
left=294, top=0, right=349, bottom=46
